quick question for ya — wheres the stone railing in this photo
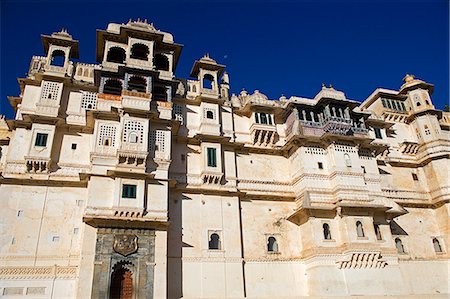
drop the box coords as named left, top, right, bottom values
left=28, top=56, right=47, bottom=76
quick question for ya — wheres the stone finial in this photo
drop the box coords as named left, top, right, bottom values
left=329, top=84, right=333, bottom=89
left=322, top=83, right=326, bottom=89
left=403, top=74, right=415, bottom=83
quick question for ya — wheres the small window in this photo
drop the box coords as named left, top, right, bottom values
left=424, top=125, right=431, bottom=135
left=71, top=143, right=77, bottom=150
left=344, top=153, right=351, bottom=167
left=318, top=162, right=323, bottom=169
left=207, top=147, right=217, bottom=167
left=433, top=238, right=442, bottom=253
left=103, top=137, right=112, bottom=146
left=361, top=166, right=366, bottom=174
left=381, top=99, right=387, bottom=108
left=209, top=233, right=221, bottom=250
left=323, top=223, right=332, bottom=240
left=52, top=236, right=60, bottom=242
left=374, top=224, right=382, bottom=240
left=122, top=184, right=137, bottom=199
left=395, top=238, right=405, bottom=254
left=128, top=132, right=139, bottom=143
left=73, top=228, right=79, bottom=234
left=425, top=100, right=430, bottom=105
left=374, top=128, right=382, bottom=139
left=416, top=102, right=421, bottom=107
left=206, top=110, right=214, bottom=120
left=356, top=221, right=365, bottom=237
left=412, top=173, right=418, bottom=181
left=35, top=133, right=48, bottom=147
left=267, top=236, right=278, bottom=252
left=17, top=210, right=24, bottom=218
left=154, top=54, right=170, bottom=71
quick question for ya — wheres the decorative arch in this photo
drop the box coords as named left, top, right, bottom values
left=127, top=76, right=147, bottom=93
left=130, top=43, right=149, bottom=61
left=154, top=54, right=169, bottom=71
left=50, top=49, right=65, bottom=67
left=107, top=47, right=126, bottom=64
left=208, top=233, right=221, bottom=250
left=433, top=238, right=442, bottom=253
left=110, top=261, right=134, bottom=299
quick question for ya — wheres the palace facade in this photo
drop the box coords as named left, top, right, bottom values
left=0, top=20, right=449, bottom=298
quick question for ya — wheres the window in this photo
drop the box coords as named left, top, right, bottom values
left=154, top=54, right=169, bottom=71
left=401, top=102, right=406, bottom=111
left=207, top=147, right=217, bottom=167
left=103, top=79, right=123, bottom=96
left=98, top=125, right=117, bottom=147
left=318, top=162, right=323, bottom=169
left=381, top=99, right=387, bottom=108
left=52, top=236, right=60, bottom=242
left=255, top=112, right=273, bottom=125
left=208, top=233, right=221, bottom=250
left=387, top=100, right=392, bottom=109
left=122, top=184, right=137, bottom=199
left=81, top=92, right=97, bottom=110
left=416, top=101, right=421, bottom=107
left=202, top=74, right=214, bottom=89
left=123, top=120, right=144, bottom=144
left=130, top=43, right=149, bottom=61
left=50, top=50, right=65, bottom=67
left=106, top=47, right=126, bottom=64
left=35, top=133, right=48, bottom=147
left=356, top=221, right=365, bottom=237
left=344, top=153, right=351, bottom=167
left=374, top=128, right=382, bottom=139
left=412, top=173, right=418, bottom=181
left=267, top=236, right=278, bottom=252
left=153, top=86, right=167, bottom=102
left=395, top=238, right=405, bottom=254
left=71, top=143, right=77, bottom=150
left=17, top=210, right=24, bottom=218
left=128, top=132, right=139, bottom=143
left=206, top=110, right=214, bottom=119
left=433, top=238, right=442, bottom=253
left=127, top=76, right=147, bottom=93
left=424, top=125, right=431, bottom=135
left=323, top=223, right=332, bottom=240
left=374, top=224, right=382, bottom=240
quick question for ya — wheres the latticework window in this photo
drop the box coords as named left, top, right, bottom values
left=41, top=81, right=61, bottom=101
left=98, top=125, right=117, bottom=146
left=123, top=120, right=144, bottom=143
left=150, top=130, right=166, bottom=152
left=81, top=92, right=97, bottom=110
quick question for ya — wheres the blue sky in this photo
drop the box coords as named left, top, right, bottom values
left=1, top=0, right=448, bottom=118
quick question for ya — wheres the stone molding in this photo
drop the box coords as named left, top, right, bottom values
left=0, top=266, right=78, bottom=280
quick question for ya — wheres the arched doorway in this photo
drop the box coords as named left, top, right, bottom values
left=110, top=266, right=133, bottom=299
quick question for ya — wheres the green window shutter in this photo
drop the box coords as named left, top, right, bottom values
left=122, top=184, right=137, bottom=198
left=207, top=148, right=217, bottom=167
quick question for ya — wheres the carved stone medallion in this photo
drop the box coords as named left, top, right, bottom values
left=113, top=234, right=138, bottom=256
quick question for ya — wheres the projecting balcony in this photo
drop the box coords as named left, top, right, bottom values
left=199, top=88, right=220, bottom=100
left=156, top=101, right=173, bottom=120
left=322, top=116, right=353, bottom=135
left=117, top=143, right=148, bottom=172
left=24, top=156, right=51, bottom=173
left=83, top=206, right=168, bottom=228
left=90, top=146, right=118, bottom=167
left=250, top=123, right=277, bottom=147
left=121, top=90, right=152, bottom=111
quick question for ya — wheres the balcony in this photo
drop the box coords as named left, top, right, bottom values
left=83, top=206, right=168, bottom=228
left=250, top=123, right=277, bottom=147
left=117, top=143, right=148, bottom=171
left=322, top=116, right=353, bottom=135
left=121, top=90, right=151, bottom=111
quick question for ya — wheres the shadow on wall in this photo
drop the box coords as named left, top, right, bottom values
left=390, top=220, right=408, bottom=236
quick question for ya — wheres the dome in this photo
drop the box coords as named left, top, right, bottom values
left=247, top=90, right=269, bottom=102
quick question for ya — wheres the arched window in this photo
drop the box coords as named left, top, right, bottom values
left=416, top=101, right=421, bottom=107
left=106, top=47, right=126, bottom=64
left=128, top=132, right=139, bottom=143
left=323, top=223, right=332, bottom=240
left=110, top=266, right=133, bottom=299
left=209, top=233, right=221, bottom=250
left=127, top=76, right=147, bottom=93
left=374, top=224, right=382, bottom=240
left=206, top=110, right=214, bottom=119
left=77, top=68, right=83, bottom=76
left=344, top=153, right=351, bottom=167
left=153, top=86, right=167, bottom=102
left=154, top=54, right=169, bottom=71
left=103, top=79, right=123, bottom=96
left=203, top=74, right=214, bottom=90
left=130, top=43, right=149, bottom=61
left=192, top=85, right=197, bottom=93
left=50, top=50, right=65, bottom=67
left=433, top=238, right=442, bottom=253
left=267, top=236, right=278, bottom=252
left=395, top=238, right=405, bottom=254
left=356, top=221, right=365, bottom=237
